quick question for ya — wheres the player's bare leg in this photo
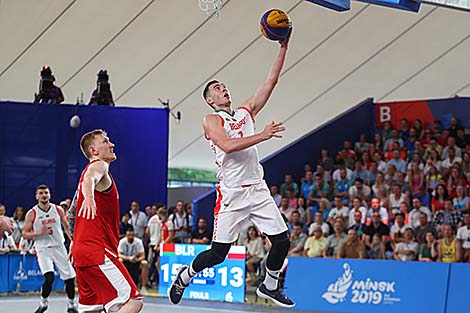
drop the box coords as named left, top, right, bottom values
left=117, top=298, right=143, bottom=313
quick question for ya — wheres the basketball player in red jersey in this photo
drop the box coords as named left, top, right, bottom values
left=169, top=32, right=294, bottom=307
left=72, top=129, right=143, bottom=313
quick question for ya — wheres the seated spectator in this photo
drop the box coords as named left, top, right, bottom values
left=322, top=222, right=347, bottom=258
left=380, top=121, right=393, bottom=141
left=170, top=200, right=193, bottom=243
left=409, top=197, right=432, bottom=229
left=288, top=210, right=302, bottom=233
left=190, top=218, right=211, bottom=244
left=338, top=229, right=366, bottom=259
left=348, top=198, right=367, bottom=229
left=398, top=202, right=410, bottom=225
left=390, top=212, right=412, bottom=250
left=456, top=213, right=470, bottom=263
left=118, top=228, right=149, bottom=294
left=415, top=212, right=438, bottom=244
left=419, top=231, right=438, bottom=262
left=351, top=161, right=370, bottom=182
left=425, top=164, right=441, bottom=191
left=332, top=161, right=353, bottom=182
left=244, top=226, right=265, bottom=285
left=447, top=167, right=468, bottom=199
left=11, top=206, right=25, bottom=246
left=288, top=222, right=307, bottom=257
left=349, top=209, right=367, bottom=239
left=270, top=184, right=282, bottom=207
left=462, top=152, right=470, bottom=179
left=442, top=137, right=462, bottom=160
left=389, top=184, right=408, bottom=215
left=393, top=228, right=419, bottom=261
left=438, top=224, right=461, bottom=263
left=453, top=185, right=470, bottom=213
left=374, top=152, right=387, bottom=174
left=432, top=184, right=449, bottom=214
left=399, top=118, right=410, bottom=142
left=308, top=211, right=330, bottom=237
left=19, top=236, right=35, bottom=255
left=364, top=212, right=390, bottom=251
left=441, top=147, right=462, bottom=176
left=0, top=232, right=16, bottom=254
left=455, top=128, right=467, bottom=149
left=300, top=170, right=315, bottom=199
left=377, top=185, right=390, bottom=211
left=279, top=196, right=294, bottom=221
left=120, top=212, right=133, bottom=239
left=318, top=147, right=335, bottom=172
left=409, top=164, right=425, bottom=199
left=349, top=178, right=371, bottom=204
left=405, top=128, right=419, bottom=157
left=334, top=168, right=352, bottom=204
left=397, top=171, right=412, bottom=198
left=295, top=197, right=308, bottom=225
left=308, top=174, right=330, bottom=208
left=280, top=174, right=299, bottom=196
left=387, top=149, right=407, bottom=173
left=367, top=198, right=389, bottom=226
left=303, top=227, right=326, bottom=257
left=370, top=233, right=386, bottom=259
left=286, top=188, right=298, bottom=209
left=384, top=129, right=404, bottom=152
left=328, top=196, right=349, bottom=226
left=354, top=133, right=369, bottom=157
left=367, top=160, right=379, bottom=185
left=434, top=199, right=464, bottom=234
left=314, top=164, right=332, bottom=185
left=385, top=142, right=406, bottom=161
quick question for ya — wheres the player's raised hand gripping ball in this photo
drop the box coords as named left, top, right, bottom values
left=260, top=9, right=292, bottom=41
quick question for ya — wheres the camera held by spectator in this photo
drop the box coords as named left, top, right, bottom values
left=89, top=69, right=114, bottom=106
left=34, top=65, right=64, bottom=104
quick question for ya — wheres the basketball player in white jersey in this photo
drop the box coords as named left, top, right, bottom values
left=169, top=32, right=294, bottom=307
left=23, top=185, right=78, bottom=313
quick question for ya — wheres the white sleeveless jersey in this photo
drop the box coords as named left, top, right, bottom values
left=32, top=203, right=65, bottom=250
left=207, top=107, right=264, bottom=187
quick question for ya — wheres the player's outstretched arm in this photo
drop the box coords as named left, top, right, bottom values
left=204, top=115, right=285, bottom=154
left=246, top=30, right=291, bottom=117
left=78, top=160, right=108, bottom=220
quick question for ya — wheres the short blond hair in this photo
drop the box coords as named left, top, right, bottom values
left=80, top=129, right=106, bottom=159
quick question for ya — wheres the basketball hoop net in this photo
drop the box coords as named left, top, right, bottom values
left=199, top=0, right=223, bottom=17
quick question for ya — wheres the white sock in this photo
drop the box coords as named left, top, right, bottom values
left=40, top=297, right=48, bottom=307
left=263, top=268, right=280, bottom=291
left=68, top=298, right=75, bottom=308
left=180, top=264, right=197, bottom=285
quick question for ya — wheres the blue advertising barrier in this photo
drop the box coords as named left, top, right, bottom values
left=285, top=257, right=450, bottom=313
left=0, top=255, right=9, bottom=292
left=7, top=254, right=64, bottom=292
left=159, top=243, right=246, bottom=303
left=445, top=263, right=470, bottom=313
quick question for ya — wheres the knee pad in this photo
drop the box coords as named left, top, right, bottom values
left=266, top=231, right=290, bottom=270
left=211, top=243, right=230, bottom=264
left=44, top=272, right=55, bottom=286
left=268, top=231, right=290, bottom=250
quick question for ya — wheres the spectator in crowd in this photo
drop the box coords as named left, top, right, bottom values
left=372, top=172, right=388, bottom=198
left=387, top=149, right=407, bottom=173
left=280, top=174, right=299, bottom=196
left=295, top=197, right=308, bottom=225
left=461, top=152, right=470, bottom=180
left=399, top=118, right=410, bottom=142
left=300, top=170, right=314, bottom=199
left=455, top=129, right=467, bottom=149
left=244, top=226, right=265, bottom=285
left=308, top=211, right=330, bottom=237
left=393, top=228, right=419, bottom=261
left=447, top=167, right=468, bottom=199
left=170, top=200, right=193, bottom=243
left=334, top=168, right=352, bottom=204
left=288, top=222, right=307, bottom=257
left=351, top=161, right=370, bottom=182
left=279, top=196, right=294, bottom=221
left=270, top=184, right=282, bottom=207
left=146, top=205, right=162, bottom=287
left=404, top=128, right=418, bottom=157
left=303, top=227, right=326, bottom=258
left=288, top=210, right=306, bottom=234
left=381, top=121, right=393, bottom=141
left=144, top=205, right=153, bottom=219
left=374, top=152, right=388, bottom=174
left=390, top=212, right=411, bottom=249
left=328, top=196, right=349, bottom=226
left=304, top=163, right=313, bottom=172
left=437, top=129, right=450, bottom=148
left=410, top=164, right=425, bottom=200
left=354, top=133, right=369, bottom=157
left=388, top=184, right=408, bottom=216
left=0, top=204, right=6, bottom=216
left=377, top=185, right=390, bottom=210
left=348, top=197, right=367, bottom=229
left=456, top=213, right=470, bottom=263
left=425, top=164, right=442, bottom=191
left=158, top=207, right=175, bottom=244
left=367, top=198, right=389, bottom=226
left=0, top=232, right=15, bottom=254
left=322, top=222, right=347, bottom=258
left=89, top=69, right=115, bottom=106
left=118, top=228, right=149, bottom=295
left=442, top=147, right=462, bottom=176
left=190, top=218, right=212, bottom=244
left=415, top=212, right=438, bottom=244
left=349, top=209, right=366, bottom=238
left=364, top=212, right=390, bottom=251
left=409, top=197, right=432, bottom=229
left=425, top=138, right=443, bottom=160
left=367, top=160, right=379, bottom=186
left=314, top=164, right=332, bottom=185
left=287, top=188, right=298, bottom=209
left=432, top=120, right=443, bottom=137
left=349, top=178, right=371, bottom=204
left=384, top=129, right=404, bottom=152
left=332, top=160, right=353, bottom=182
left=19, top=236, right=35, bottom=255
left=418, top=231, right=438, bottom=262
left=11, top=206, right=25, bottom=245
left=414, top=119, right=425, bottom=139
left=336, top=148, right=355, bottom=169
left=443, top=137, right=462, bottom=161
left=337, top=229, right=366, bottom=259
left=434, top=199, right=464, bottom=234
left=308, top=174, right=330, bottom=209
left=318, top=148, right=335, bottom=172
left=438, top=224, right=461, bottom=263
left=129, top=200, right=148, bottom=240
left=397, top=171, right=412, bottom=198
left=33, top=65, right=64, bottom=104
left=408, top=152, right=424, bottom=172
left=448, top=117, right=464, bottom=138
left=184, top=202, right=193, bottom=216
left=369, top=233, right=385, bottom=259
left=432, top=184, right=449, bottom=214
left=120, top=212, right=133, bottom=238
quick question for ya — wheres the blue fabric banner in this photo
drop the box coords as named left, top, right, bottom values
left=445, top=263, right=470, bottom=313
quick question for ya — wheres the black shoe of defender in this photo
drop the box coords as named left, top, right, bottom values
left=67, top=306, right=78, bottom=313
left=168, top=265, right=189, bottom=304
left=34, top=304, right=48, bottom=313
left=256, top=283, right=295, bottom=308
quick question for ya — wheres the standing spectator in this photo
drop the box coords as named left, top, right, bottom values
left=0, top=232, right=15, bottom=254
left=334, top=168, right=352, bottom=204
left=280, top=174, right=299, bottom=196
left=456, top=213, right=470, bottom=262
left=303, top=227, right=326, bottom=257
left=118, top=228, right=149, bottom=295
left=279, top=196, right=294, bottom=221
left=387, top=150, right=407, bottom=173
left=364, top=212, right=390, bottom=251
left=349, top=178, right=371, bottom=204
left=337, top=229, right=366, bottom=259
left=11, top=206, right=25, bottom=245
left=159, top=207, right=175, bottom=244
left=170, top=200, right=193, bottom=243
left=322, top=222, right=347, bottom=258
left=300, top=170, right=315, bottom=199
left=314, top=164, right=332, bottom=185
left=367, top=198, right=389, bottom=226
left=328, top=196, right=349, bottom=226
left=409, top=197, right=432, bottom=229
left=354, top=134, right=369, bottom=157
left=370, top=233, right=386, bottom=259
left=120, top=212, right=133, bottom=238
left=348, top=197, right=367, bottom=228
left=393, top=228, right=418, bottom=261
left=432, top=184, right=449, bottom=214
left=190, top=218, right=212, bottom=244
left=308, top=211, right=330, bottom=237
left=318, top=148, right=335, bottom=172
left=438, top=224, right=461, bottom=263
left=287, top=223, right=307, bottom=257
left=270, top=185, right=282, bottom=207
left=244, top=226, right=265, bottom=285
left=419, top=231, right=438, bottom=262
left=129, top=200, right=148, bottom=240
left=415, top=212, right=438, bottom=244
left=434, top=199, right=464, bottom=233
left=147, top=205, right=162, bottom=286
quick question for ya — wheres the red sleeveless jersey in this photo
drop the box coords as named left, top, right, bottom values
left=72, top=160, right=120, bottom=267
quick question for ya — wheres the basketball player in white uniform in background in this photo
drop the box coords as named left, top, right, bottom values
left=169, top=32, right=294, bottom=307
left=23, top=185, right=78, bottom=313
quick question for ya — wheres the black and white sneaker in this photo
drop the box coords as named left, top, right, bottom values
left=34, top=304, right=48, bottom=313
left=168, top=265, right=189, bottom=304
left=67, top=305, right=78, bottom=313
left=256, top=283, right=295, bottom=308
